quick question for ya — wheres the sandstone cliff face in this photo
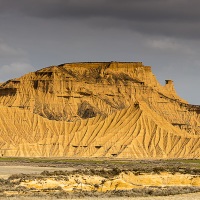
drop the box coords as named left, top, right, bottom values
left=0, top=62, right=199, bottom=158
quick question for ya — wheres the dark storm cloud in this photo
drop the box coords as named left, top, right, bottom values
left=0, top=0, right=199, bottom=104
left=0, top=0, right=199, bottom=21
left=1, top=0, right=200, bottom=39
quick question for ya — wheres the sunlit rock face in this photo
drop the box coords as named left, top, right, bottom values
left=0, top=61, right=199, bottom=158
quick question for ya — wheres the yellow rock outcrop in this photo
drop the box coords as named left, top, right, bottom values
left=0, top=62, right=199, bottom=158
left=20, top=172, right=200, bottom=192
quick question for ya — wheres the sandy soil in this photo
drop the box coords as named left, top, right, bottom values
left=0, top=165, right=75, bottom=179
left=0, top=159, right=199, bottom=199
left=1, top=192, right=200, bottom=200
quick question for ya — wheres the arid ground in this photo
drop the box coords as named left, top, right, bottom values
left=0, top=158, right=199, bottom=199
left=1, top=192, right=200, bottom=200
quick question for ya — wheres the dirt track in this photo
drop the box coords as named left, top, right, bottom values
left=0, top=165, right=75, bottom=179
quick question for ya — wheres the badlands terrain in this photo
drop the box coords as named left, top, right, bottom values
left=0, top=158, right=199, bottom=199
left=0, top=61, right=200, bottom=198
left=0, top=61, right=199, bottom=158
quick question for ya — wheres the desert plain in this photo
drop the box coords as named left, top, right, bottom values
left=0, top=62, right=199, bottom=198
left=0, top=158, right=199, bottom=199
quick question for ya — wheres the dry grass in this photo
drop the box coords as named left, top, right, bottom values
left=0, top=158, right=199, bottom=198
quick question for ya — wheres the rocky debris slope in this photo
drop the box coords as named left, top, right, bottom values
left=0, top=62, right=199, bottom=158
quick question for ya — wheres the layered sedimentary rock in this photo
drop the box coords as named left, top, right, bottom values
left=0, top=62, right=199, bottom=158
left=20, top=172, right=200, bottom=192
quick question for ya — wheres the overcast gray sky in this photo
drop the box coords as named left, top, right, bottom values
left=0, top=0, right=199, bottom=104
